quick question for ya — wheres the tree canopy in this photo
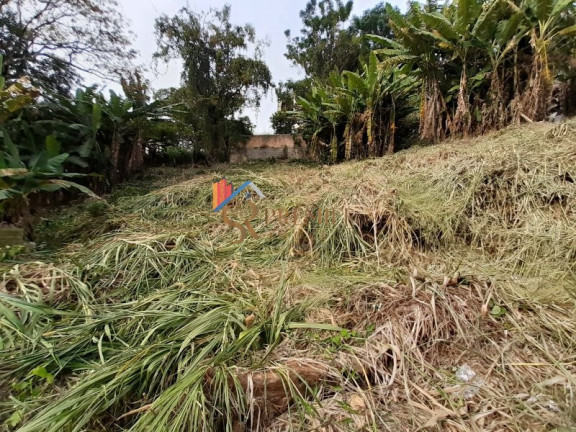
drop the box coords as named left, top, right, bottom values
left=285, top=0, right=361, bottom=79
left=0, top=0, right=136, bottom=94
left=154, top=5, right=272, bottom=161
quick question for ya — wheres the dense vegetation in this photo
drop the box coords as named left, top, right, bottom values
left=378, top=0, right=575, bottom=138
left=1, top=0, right=575, bottom=223
left=282, top=0, right=576, bottom=161
left=0, top=1, right=274, bottom=227
left=0, top=0, right=575, bottom=431
left=154, top=5, right=272, bottom=161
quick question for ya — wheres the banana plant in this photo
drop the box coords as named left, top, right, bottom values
left=321, top=73, right=358, bottom=161
left=297, top=88, right=334, bottom=161
left=45, top=88, right=105, bottom=170
left=343, top=53, right=418, bottom=156
left=514, top=0, right=576, bottom=119
left=419, top=0, right=486, bottom=136
left=0, top=133, right=99, bottom=224
left=344, top=54, right=377, bottom=158
left=0, top=135, right=97, bottom=199
left=0, top=55, right=98, bottom=226
left=472, top=2, right=525, bottom=128
left=371, top=3, right=450, bottom=142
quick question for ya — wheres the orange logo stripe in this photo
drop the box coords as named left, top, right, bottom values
left=212, top=179, right=234, bottom=210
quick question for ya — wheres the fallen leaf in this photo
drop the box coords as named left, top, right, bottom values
left=349, top=394, right=366, bottom=412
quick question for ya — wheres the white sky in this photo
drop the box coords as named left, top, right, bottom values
left=110, top=0, right=407, bottom=133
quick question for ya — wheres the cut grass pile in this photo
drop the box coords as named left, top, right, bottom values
left=0, top=120, right=575, bottom=431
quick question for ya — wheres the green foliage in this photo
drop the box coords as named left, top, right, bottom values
left=0, top=56, right=39, bottom=124
left=350, top=2, right=397, bottom=58
left=85, top=200, right=110, bottom=218
left=372, top=0, right=576, bottom=140
left=275, top=79, right=313, bottom=112
left=44, top=78, right=175, bottom=184
left=0, top=133, right=99, bottom=221
left=154, top=6, right=271, bottom=161
left=0, top=245, right=27, bottom=262
left=271, top=111, right=299, bottom=134
left=162, top=146, right=195, bottom=167
left=285, top=0, right=361, bottom=79
left=0, top=79, right=39, bottom=124
left=0, top=57, right=98, bottom=223
left=296, top=54, right=418, bottom=161
left=0, top=265, right=323, bottom=431
left=284, top=1, right=399, bottom=81
left=0, top=49, right=168, bottom=226
left=490, top=304, right=508, bottom=318
left=271, top=79, right=314, bottom=135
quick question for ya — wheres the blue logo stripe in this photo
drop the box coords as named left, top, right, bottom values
left=213, top=181, right=252, bottom=212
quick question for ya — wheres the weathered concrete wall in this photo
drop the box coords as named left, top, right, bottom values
left=230, top=135, right=305, bottom=164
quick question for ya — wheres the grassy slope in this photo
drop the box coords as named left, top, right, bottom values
left=1, top=121, right=575, bottom=431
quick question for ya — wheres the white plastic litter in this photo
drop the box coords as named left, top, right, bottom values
left=461, top=378, right=486, bottom=399
left=526, top=394, right=560, bottom=412
left=456, top=365, right=485, bottom=399
left=544, top=400, right=560, bottom=412
left=456, top=364, right=477, bottom=383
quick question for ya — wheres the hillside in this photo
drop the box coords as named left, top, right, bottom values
left=1, top=120, right=575, bottom=431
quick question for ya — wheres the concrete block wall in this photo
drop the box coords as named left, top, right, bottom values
left=229, top=134, right=305, bottom=164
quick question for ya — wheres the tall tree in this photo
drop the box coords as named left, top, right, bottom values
left=351, top=3, right=393, bottom=37
left=155, top=6, right=272, bottom=161
left=285, top=0, right=361, bottom=79
left=0, top=0, right=136, bottom=94
left=350, top=2, right=396, bottom=57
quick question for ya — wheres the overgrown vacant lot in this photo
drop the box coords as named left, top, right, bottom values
left=1, top=121, right=576, bottom=431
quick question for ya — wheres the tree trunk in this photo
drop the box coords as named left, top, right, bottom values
left=344, top=122, right=353, bottom=160
left=568, top=77, right=576, bottom=116
left=110, top=129, right=121, bottom=184
left=387, top=101, right=396, bottom=155
left=518, top=31, right=553, bottom=122
left=486, top=64, right=506, bottom=131
left=125, top=133, right=145, bottom=178
left=451, top=64, right=471, bottom=137
left=420, top=78, right=447, bottom=142
left=330, top=128, right=338, bottom=163
left=366, top=109, right=375, bottom=157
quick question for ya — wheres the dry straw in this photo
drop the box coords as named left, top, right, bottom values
left=0, top=121, right=575, bottom=431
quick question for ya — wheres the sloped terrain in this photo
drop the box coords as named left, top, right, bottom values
left=1, top=121, right=575, bottom=432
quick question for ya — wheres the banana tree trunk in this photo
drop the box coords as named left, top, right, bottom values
left=420, top=77, right=447, bottom=142
left=330, top=127, right=338, bottom=163
left=344, top=122, right=353, bottom=160
left=366, top=109, right=375, bottom=157
left=387, top=100, right=396, bottom=155
left=126, top=133, right=145, bottom=177
left=110, top=128, right=121, bottom=184
left=568, top=77, right=576, bottom=116
left=452, top=62, right=471, bottom=137
left=519, top=30, right=554, bottom=122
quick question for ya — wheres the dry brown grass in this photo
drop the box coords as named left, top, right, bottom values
left=262, top=270, right=576, bottom=431
left=1, top=120, right=575, bottom=431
